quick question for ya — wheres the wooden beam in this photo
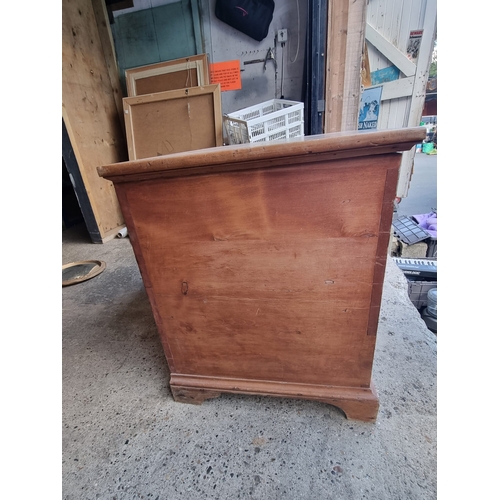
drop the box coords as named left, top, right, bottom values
left=365, top=23, right=416, bottom=77
left=340, top=0, right=367, bottom=131
left=406, top=0, right=438, bottom=127
left=379, top=76, right=415, bottom=101
left=325, top=0, right=366, bottom=133
left=324, top=0, right=348, bottom=132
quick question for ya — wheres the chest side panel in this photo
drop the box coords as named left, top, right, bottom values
left=121, top=154, right=400, bottom=387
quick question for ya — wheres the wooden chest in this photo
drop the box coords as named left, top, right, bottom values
left=98, top=128, right=425, bottom=421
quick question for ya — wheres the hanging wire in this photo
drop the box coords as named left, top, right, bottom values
left=280, top=43, right=285, bottom=98
left=185, top=60, right=193, bottom=87
left=290, top=0, right=300, bottom=63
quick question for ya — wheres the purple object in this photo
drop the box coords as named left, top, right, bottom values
left=413, top=211, right=437, bottom=238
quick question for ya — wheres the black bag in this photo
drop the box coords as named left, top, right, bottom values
left=215, top=0, right=275, bottom=42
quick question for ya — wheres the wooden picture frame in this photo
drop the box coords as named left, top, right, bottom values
left=125, top=54, right=210, bottom=97
left=123, top=84, right=223, bottom=160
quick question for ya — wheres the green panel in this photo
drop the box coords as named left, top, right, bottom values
left=154, top=1, right=197, bottom=61
left=111, top=0, right=199, bottom=92
left=190, top=0, right=203, bottom=54
left=113, top=8, right=161, bottom=72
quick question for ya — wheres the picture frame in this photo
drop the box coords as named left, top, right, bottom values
left=123, top=84, right=223, bottom=160
left=125, top=54, right=210, bottom=97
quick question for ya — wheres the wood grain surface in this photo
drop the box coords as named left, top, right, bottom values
left=98, top=127, right=425, bottom=182
left=100, top=128, right=426, bottom=420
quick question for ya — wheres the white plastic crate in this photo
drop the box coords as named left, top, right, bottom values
left=223, top=99, right=304, bottom=145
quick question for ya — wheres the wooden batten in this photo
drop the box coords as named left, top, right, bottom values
left=324, top=0, right=367, bottom=132
left=62, top=0, right=128, bottom=242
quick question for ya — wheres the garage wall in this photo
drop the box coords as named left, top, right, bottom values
left=199, top=0, right=307, bottom=116
left=109, top=0, right=307, bottom=116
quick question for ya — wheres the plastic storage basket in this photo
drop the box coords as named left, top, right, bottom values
left=406, top=277, right=437, bottom=310
left=223, top=99, right=304, bottom=145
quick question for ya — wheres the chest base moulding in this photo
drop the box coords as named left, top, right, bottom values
left=98, top=127, right=426, bottom=422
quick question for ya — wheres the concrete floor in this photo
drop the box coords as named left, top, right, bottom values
left=62, top=223, right=437, bottom=500
left=397, top=152, right=437, bottom=218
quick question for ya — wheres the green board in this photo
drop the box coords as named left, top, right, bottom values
left=112, top=0, right=201, bottom=93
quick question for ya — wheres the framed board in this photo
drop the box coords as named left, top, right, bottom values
left=123, top=84, right=223, bottom=160
left=125, top=54, right=210, bottom=97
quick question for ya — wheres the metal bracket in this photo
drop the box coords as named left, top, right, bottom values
left=243, top=47, right=277, bottom=72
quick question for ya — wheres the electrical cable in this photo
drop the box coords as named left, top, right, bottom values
left=185, top=60, right=193, bottom=87
left=290, top=0, right=300, bottom=63
left=280, top=42, right=285, bottom=98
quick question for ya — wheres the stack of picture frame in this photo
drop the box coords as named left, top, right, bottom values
left=123, top=54, right=223, bottom=160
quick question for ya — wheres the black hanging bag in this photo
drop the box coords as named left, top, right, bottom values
left=215, top=0, right=275, bottom=42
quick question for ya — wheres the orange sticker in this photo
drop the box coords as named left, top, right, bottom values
left=210, top=60, right=242, bottom=92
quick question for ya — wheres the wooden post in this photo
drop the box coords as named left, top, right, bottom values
left=324, top=0, right=367, bottom=133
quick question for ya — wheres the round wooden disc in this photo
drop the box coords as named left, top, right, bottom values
left=62, top=260, right=106, bottom=287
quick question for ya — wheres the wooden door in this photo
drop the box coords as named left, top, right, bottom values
left=363, top=0, right=437, bottom=198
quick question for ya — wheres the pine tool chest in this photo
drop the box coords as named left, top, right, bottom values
left=98, top=127, right=426, bottom=422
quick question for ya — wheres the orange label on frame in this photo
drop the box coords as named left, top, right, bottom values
left=210, top=60, right=242, bottom=92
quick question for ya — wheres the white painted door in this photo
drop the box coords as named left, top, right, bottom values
left=363, top=0, right=437, bottom=198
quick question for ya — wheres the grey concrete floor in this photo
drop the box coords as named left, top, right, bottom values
left=62, top=223, right=437, bottom=500
left=397, top=152, right=437, bottom=218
